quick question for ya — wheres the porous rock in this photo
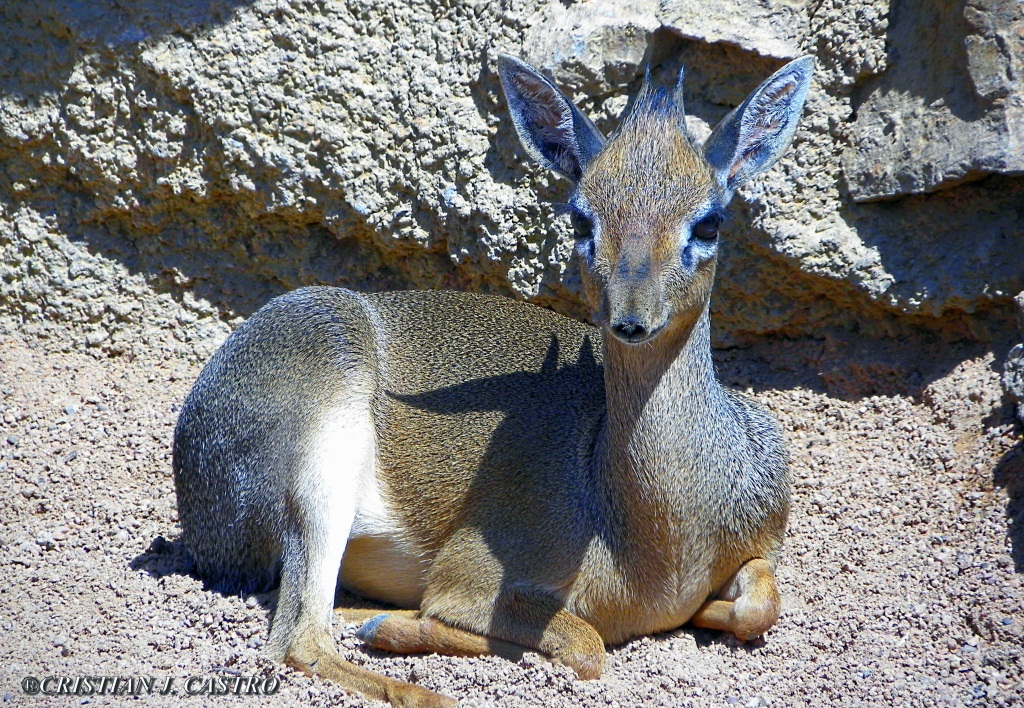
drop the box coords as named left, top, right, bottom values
left=0, top=0, right=1021, bottom=361
left=843, top=0, right=1024, bottom=201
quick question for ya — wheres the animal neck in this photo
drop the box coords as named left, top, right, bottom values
left=602, top=307, right=726, bottom=439
left=596, top=307, right=739, bottom=533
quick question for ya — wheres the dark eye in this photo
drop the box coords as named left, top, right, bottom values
left=570, top=209, right=594, bottom=240
left=692, top=212, right=724, bottom=241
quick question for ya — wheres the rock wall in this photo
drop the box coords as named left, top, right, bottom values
left=1, top=0, right=1021, bottom=361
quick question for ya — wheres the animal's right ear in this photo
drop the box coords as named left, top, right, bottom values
left=497, top=54, right=606, bottom=183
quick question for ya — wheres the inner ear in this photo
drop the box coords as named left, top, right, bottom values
left=703, top=56, right=814, bottom=193
left=508, top=74, right=580, bottom=173
left=497, top=55, right=606, bottom=182
left=509, top=73, right=571, bottom=139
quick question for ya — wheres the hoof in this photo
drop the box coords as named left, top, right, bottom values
left=556, top=650, right=604, bottom=680
left=355, top=613, right=389, bottom=643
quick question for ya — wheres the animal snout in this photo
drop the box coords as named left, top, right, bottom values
left=611, top=318, right=650, bottom=343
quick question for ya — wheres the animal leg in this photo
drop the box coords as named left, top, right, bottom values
left=271, top=540, right=454, bottom=707
left=689, top=557, right=781, bottom=641
left=490, top=589, right=606, bottom=679
left=266, top=414, right=454, bottom=707
left=352, top=611, right=528, bottom=664
left=285, top=622, right=453, bottom=707
left=352, top=590, right=606, bottom=680
left=336, top=607, right=420, bottom=623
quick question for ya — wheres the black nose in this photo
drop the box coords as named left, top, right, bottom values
left=613, top=320, right=648, bottom=342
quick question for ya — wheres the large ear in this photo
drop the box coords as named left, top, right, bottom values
left=496, top=54, right=606, bottom=182
left=703, top=56, right=814, bottom=194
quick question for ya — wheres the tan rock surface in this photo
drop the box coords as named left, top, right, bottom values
left=1, top=0, right=1021, bottom=358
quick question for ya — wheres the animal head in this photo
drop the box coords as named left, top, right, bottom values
left=497, top=55, right=814, bottom=345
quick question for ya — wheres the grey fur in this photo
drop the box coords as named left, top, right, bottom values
left=174, top=288, right=379, bottom=595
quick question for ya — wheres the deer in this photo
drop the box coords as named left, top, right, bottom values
left=173, top=53, right=813, bottom=706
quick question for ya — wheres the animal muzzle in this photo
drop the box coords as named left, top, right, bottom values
left=607, top=260, right=662, bottom=344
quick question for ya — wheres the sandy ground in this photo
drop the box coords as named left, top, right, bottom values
left=1, top=325, right=1022, bottom=707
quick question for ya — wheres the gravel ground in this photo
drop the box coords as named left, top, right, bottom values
left=1, top=325, right=1021, bottom=707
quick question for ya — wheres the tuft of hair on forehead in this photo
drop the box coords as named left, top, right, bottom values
left=625, top=80, right=685, bottom=128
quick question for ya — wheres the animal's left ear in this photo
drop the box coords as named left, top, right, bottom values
left=703, top=56, right=814, bottom=194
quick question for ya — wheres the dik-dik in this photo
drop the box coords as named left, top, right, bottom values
left=174, top=54, right=813, bottom=706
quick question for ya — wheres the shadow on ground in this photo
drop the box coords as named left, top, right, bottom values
left=130, top=535, right=195, bottom=579
left=993, top=435, right=1024, bottom=573
left=714, top=333, right=1018, bottom=402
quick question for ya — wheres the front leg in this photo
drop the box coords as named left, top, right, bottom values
left=350, top=590, right=606, bottom=680
left=489, top=588, right=606, bottom=679
left=349, top=611, right=527, bottom=664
